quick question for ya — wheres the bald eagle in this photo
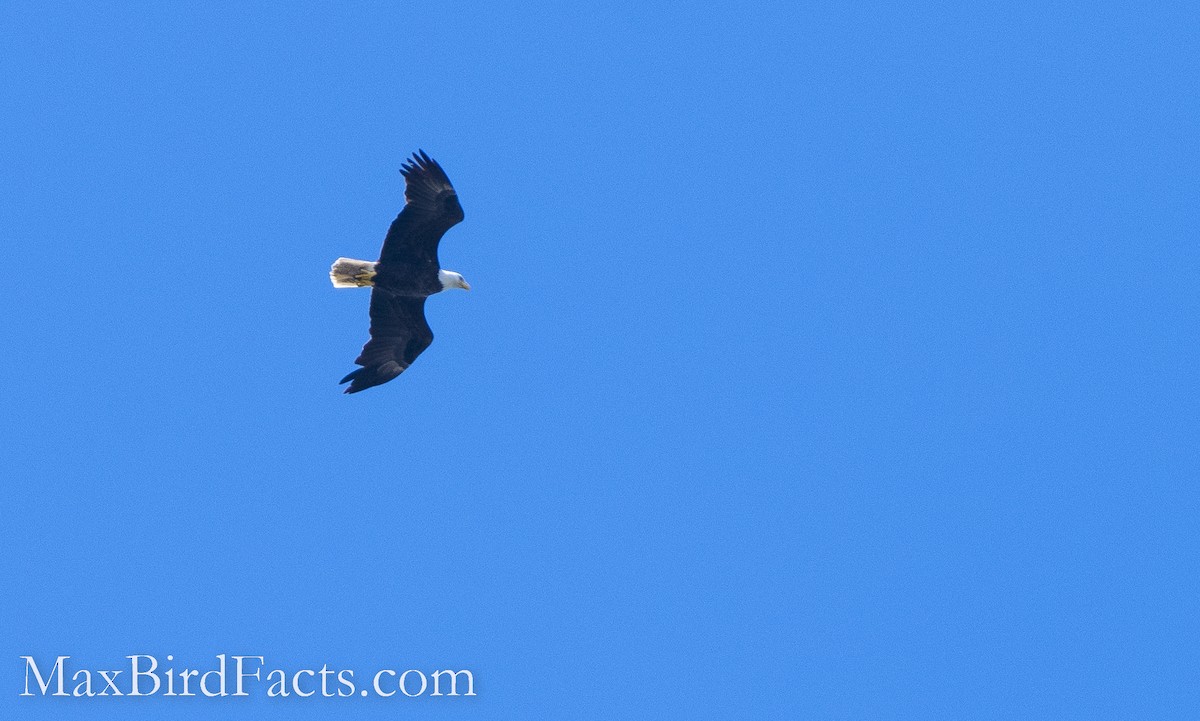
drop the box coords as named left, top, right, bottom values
left=330, top=150, right=469, bottom=393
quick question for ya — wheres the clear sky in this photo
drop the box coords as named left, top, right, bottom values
left=1, top=2, right=1196, bottom=719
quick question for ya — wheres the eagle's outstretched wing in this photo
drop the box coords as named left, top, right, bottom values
left=379, top=150, right=464, bottom=266
left=339, top=291, right=434, bottom=394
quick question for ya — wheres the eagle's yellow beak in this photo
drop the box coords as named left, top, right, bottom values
left=460, top=279, right=472, bottom=291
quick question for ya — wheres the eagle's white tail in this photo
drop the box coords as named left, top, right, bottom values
left=330, top=257, right=378, bottom=288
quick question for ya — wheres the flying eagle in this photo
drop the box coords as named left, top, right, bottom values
left=330, top=150, right=470, bottom=393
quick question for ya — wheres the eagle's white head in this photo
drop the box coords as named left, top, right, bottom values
left=438, top=269, right=471, bottom=291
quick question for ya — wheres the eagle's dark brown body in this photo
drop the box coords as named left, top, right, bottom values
left=372, top=261, right=445, bottom=298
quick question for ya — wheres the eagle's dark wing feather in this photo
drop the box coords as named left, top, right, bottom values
left=339, top=291, right=434, bottom=393
left=379, top=150, right=464, bottom=266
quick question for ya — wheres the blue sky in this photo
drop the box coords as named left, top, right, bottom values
left=1, top=1, right=1196, bottom=719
